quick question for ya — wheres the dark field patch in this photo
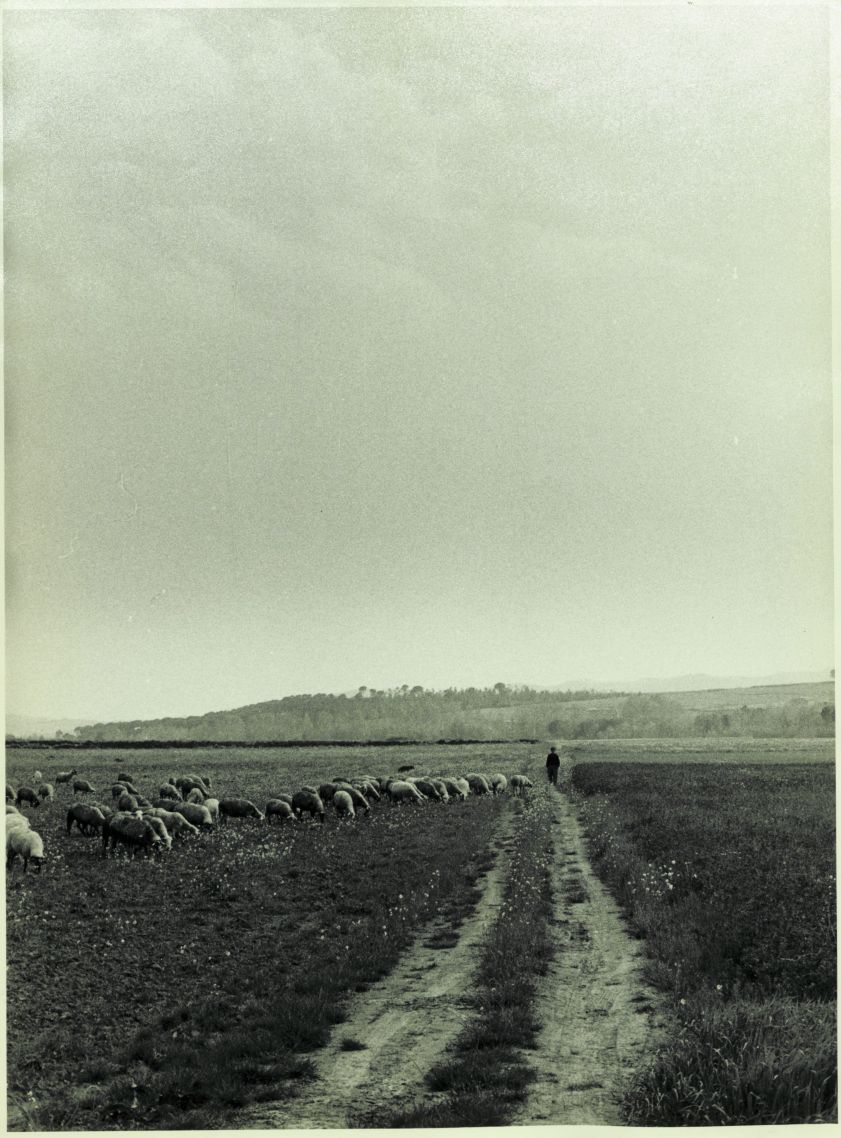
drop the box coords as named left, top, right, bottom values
left=6, top=745, right=530, bottom=1129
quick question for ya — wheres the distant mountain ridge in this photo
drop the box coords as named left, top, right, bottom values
left=544, top=670, right=832, bottom=694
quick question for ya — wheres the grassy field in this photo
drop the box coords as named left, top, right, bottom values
left=7, top=740, right=835, bottom=1128
left=6, top=743, right=539, bottom=1130
left=569, top=757, right=836, bottom=1124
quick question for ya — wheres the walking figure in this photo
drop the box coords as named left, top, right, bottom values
left=546, top=745, right=560, bottom=785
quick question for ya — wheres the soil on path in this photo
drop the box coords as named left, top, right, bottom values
left=512, top=777, right=668, bottom=1126
left=237, top=806, right=514, bottom=1129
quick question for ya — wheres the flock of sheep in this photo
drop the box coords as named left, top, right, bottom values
left=5, top=763, right=536, bottom=873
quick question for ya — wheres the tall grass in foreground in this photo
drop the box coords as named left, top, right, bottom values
left=359, top=790, right=556, bottom=1128
left=570, top=761, right=836, bottom=1125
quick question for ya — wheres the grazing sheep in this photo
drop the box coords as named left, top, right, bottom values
left=7, top=826, right=45, bottom=872
left=387, top=780, right=426, bottom=805
left=265, top=799, right=296, bottom=824
left=117, top=781, right=140, bottom=797
left=300, top=785, right=318, bottom=795
left=66, top=803, right=106, bottom=837
left=412, top=779, right=443, bottom=802
left=333, top=783, right=370, bottom=813
left=172, top=802, right=214, bottom=829
left=102, top=813, right=162, bottom=859
left=318, top=782, right=339, bottom=803
left=135, top=795, right=152, bottom=808
left=55, top=769, right=78, bottom=787
left=490, top=774, right=508, bottom=796
left=291, top=790, right=326, bottom=824
left=184, top=773, right=211, bottom=791
left=397, top=764, right=415, bottom=773
left=5, top=785, right=14, bottom=802
left=219, top=798, right=264, bottom=822
left=73, top=779, right=96, bottom=797
left=203, top=797, right=220, bottom=823
left=454, top=777, right=471, bottom=798
left=175, top=776, right=209, bottom=798
left=466, top=774, right=491, bottom=796
left=149, top=809, right=200, bottom=838
left=117, top=793, right=139, bottom=813
left=431, top=779, right=450, bottom=802
left=6, top=804, right=21, bottom=815
left=333, top=790, right=355, bottom=819
left=143, top=815, right=172, bottom=851
left=111, top=783, right=129, bottom=799
left=6, top=812, right=30, bottom=831
left=509, top=775, right=533, bottom=796
left=356, top=780, right=381, bottom=801
left=159, top=784, right=182, bottom=801
left=185, top=788, right=206, bottom=804
left=15, top=787, right=40, bottom=809
left=275, top=793, right=293, bottom=807
left=37, top=783, right=55, bottom=802
left=33, top=770, right=43, bottom=784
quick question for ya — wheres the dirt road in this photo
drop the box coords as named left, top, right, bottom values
left=238, top=808, right=514, bottom=1129
left=511, top=782, right=666, bottom=1125
left=237, top=781, right=664, bottom=1128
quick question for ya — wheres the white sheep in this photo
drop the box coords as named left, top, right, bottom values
left=172, top=802, right=214, bottom=829
left=73, top=778, right=96, bottom=796
left=185, top=787, right=206, bottom=804
left=203, top=797, right=220, bottom=823
left=333, top=790, right=356, bottom=819
left=465, top=773, right=491, bottom=796
left=6, top=813, right=31, bottom=832
left=37, top=783, right=55, bottom=802
left=387, top=780, right=426, bottom=805
left=490, top=774, right=508, bottom=796
left=150, top=809, right=200, bottom=838
left=509, top=775, right=534, bottom=796
left=7, top=826, right=45, bottom=872
left=33, top=770, right=43, bottom=784
left=143, top=815, right=172, bottom=851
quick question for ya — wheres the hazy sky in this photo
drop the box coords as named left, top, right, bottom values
left=5, top=4, right=833, bottom=721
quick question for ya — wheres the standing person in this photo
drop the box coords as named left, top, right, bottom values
left=546, top=745, right=561, bottom=785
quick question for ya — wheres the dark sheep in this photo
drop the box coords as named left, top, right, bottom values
left=102, top=813, right=162, bottom=860
left=73, top=779, right=97, bottom=797
left=15, top=787, right=40, bottom=809
left=265, top=799, right=296, bottom=824
left=219, top=798, right=264, bottom=822
left=291, top=790, right=326, bottom=823
left=67, top=803, right=106, bottom=837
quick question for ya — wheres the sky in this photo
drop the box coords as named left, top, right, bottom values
left=5, top=3, right=833, bottom=722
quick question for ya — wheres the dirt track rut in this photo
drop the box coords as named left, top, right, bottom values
left=512, top=782, right=666, bottom=1125
left=238, top=809, right=514, bottom=1129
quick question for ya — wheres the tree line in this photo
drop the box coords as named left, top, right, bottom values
left=25, top=684, right=834, bottom=743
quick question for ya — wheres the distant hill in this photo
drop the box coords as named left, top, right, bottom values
left=5, top=714, right=98, bottom=740
left=50, top=678, right=835, bottom=744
